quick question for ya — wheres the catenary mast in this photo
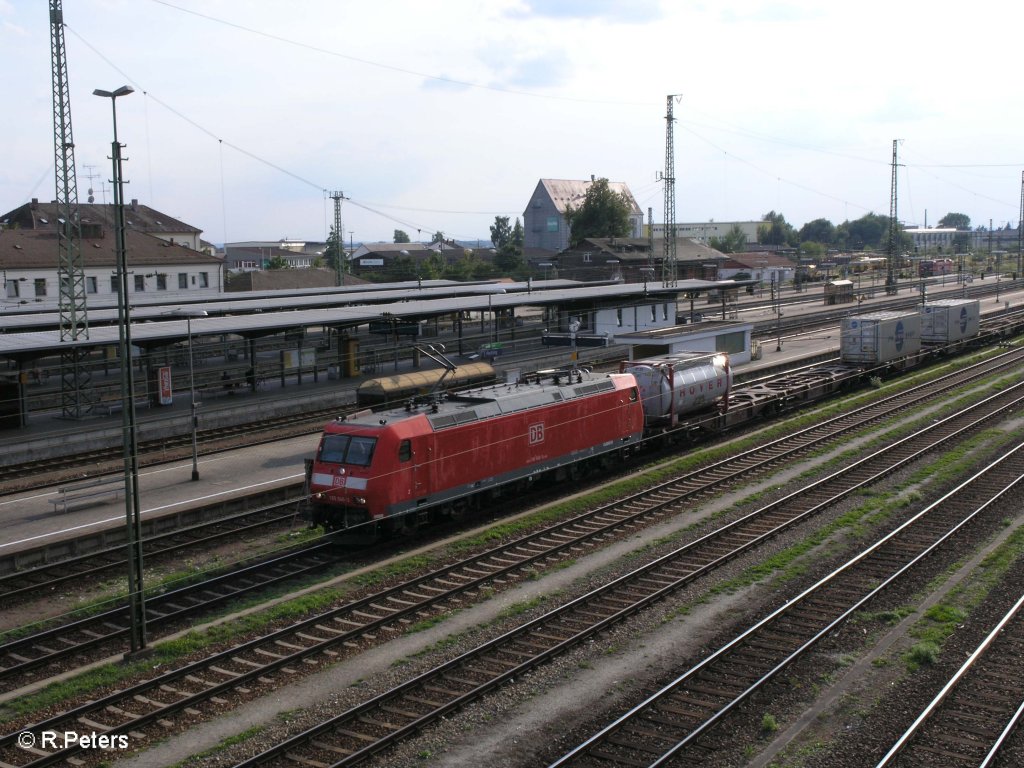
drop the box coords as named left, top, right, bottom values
left=50, top=0, right=94, bottom=417
left=661, top=95, right=682, bottom=288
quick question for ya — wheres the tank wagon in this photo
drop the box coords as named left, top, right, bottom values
left=356, top=362, right=495, bottom=407
left=307, top=371, right=644, bottom=531
left=621, top=352, right=732, bottom=427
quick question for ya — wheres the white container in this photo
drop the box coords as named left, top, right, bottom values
left=841, top=311, right=921, bottom=364
left=919, top=299, right=980, bottom=344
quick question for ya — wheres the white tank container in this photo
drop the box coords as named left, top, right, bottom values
left=919, top=299, right=980, bottom=344
left=624, top=352, right=731, bottom=423
left=841, top=311, right=921, bottom=364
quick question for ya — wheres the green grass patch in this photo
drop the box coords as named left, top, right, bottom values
left=904, top=640, right=939, bottom=671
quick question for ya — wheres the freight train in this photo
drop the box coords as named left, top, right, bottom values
left=305, top=298, right=1003, bottom=533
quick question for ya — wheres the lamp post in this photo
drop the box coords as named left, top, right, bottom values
left=169, top=308, right=207, bottom=481
left=95, top=84, right=146, bottom=656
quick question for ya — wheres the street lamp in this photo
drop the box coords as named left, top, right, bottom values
left=169, top=309, right=207, bottom=481
left=94, top=84, right=146, bottom=656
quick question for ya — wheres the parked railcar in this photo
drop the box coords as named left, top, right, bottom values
left=840, top=311, right=922, bottom=367
left=621, top=352, right=732, bottom=427
left=307, top=371, right=644, bottom=531
left=919, top=299, right=980, bottom=345
left=355, top=362, right=496, bottom=407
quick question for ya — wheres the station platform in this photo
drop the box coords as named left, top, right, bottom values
left=1, top=278, right=1018, bottom=570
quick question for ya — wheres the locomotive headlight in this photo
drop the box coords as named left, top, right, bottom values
left=353, top=496, right=367, bottom=505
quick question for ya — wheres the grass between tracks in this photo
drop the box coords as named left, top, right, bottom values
left=660, top=421, right=1013, bottom=622
left=2, top=352, right=1015, bottom=723
left=901, top=520, right=1024, bottom=671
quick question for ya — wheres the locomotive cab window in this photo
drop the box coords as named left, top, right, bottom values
left=398, top=440, right=412, bottom=462
left=319, top=435, right=378, bottom=466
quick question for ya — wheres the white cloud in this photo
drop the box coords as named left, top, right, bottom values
left=2, top=0, right=1022, bottom=244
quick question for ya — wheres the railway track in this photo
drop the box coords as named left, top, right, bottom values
left=4, top=347, right=1023, bottom=700
left=550, top=442, right=1024, bottom=768
left=0, top=541, right=335, bottom=690
left=0, top=492, right=304, bottom=603
left=876, top=591, right=1024, bottom=768
left=7, top=342, right=1023, bottom=599
left=226, top=374, right=1024, bottom=767
left=4, top=347, right=1019, bottom=767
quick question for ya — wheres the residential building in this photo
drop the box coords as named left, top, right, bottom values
left=557, top=237, right=723, bottom=283
left=1, top=199, right=223, bottom=310
left=523, top=178, right=644, bottom=253
left=649, top=220, right=761, bottom=245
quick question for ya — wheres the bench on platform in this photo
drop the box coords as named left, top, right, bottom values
left=94, top=398, right=151, bottom=416
left=49, top=476, right=125, bottom=513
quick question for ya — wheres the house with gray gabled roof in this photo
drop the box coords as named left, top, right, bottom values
left=1, top=199, right=222, bottom=310
left=3, top=198, right=205, bottom=251
left=523, top=177, right=644, bottom=253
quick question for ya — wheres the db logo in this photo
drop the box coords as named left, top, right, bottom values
left=528, top=423, right=545, bottom=445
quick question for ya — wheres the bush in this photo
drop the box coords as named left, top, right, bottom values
left=906, top=641, right=939, bottom=669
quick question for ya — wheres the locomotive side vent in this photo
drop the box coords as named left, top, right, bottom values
left=573, top=380, right=615, bottom=397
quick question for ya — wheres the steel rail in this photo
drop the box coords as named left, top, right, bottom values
left=876, top=589, right=1024, bottom=767
left=3, top=354, right=1023, bottom=768
left=228, top=383, right=1024, bottom=767
left=552, top=446, right=1024, bottom=768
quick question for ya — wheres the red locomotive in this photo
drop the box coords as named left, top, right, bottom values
left=306, top=371, right=644, bottom=531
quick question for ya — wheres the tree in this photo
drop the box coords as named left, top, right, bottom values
left=564, top=178, right=633, bottom=247
left=938, top=212, right=971, bottom=230
left=757, top=211, right=798, bottom=247
left=708, top=224, right=747, bottom=253
left=420, top=251, right=446, bottom=280
left=490, top=216, right=513, bottom=250
left=799, top=218, right=836, bottom=247
left=511, top=218, right=524, bottom=250
left=323, top=224, right=344, bottom=273
left=449, top=250, right=494, bottom=281
left=490, top=215, right=525, bottom=276
left=837, top=213, right=889, bottom=251
left=266, top=255, right=291, bottom=270
left=393, top=229, right=410, bottom=243
left=799, top=240, right=825, bottom=258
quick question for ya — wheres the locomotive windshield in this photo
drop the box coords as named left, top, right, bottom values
left=319, top=434, right=377, bottom=466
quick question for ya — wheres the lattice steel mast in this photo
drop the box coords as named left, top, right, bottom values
left=50, top=0, right=93, bottom=417
left=1018, top=171, right=1023, bottom=280
left=885, top=139, right=902, bottom=295
left=329, top=190, right=345, bottom=286
left=660, top=95, right=681, bottom=287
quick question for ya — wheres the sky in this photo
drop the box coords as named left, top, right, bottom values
left=2, top=0, right=1022, bottom=247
